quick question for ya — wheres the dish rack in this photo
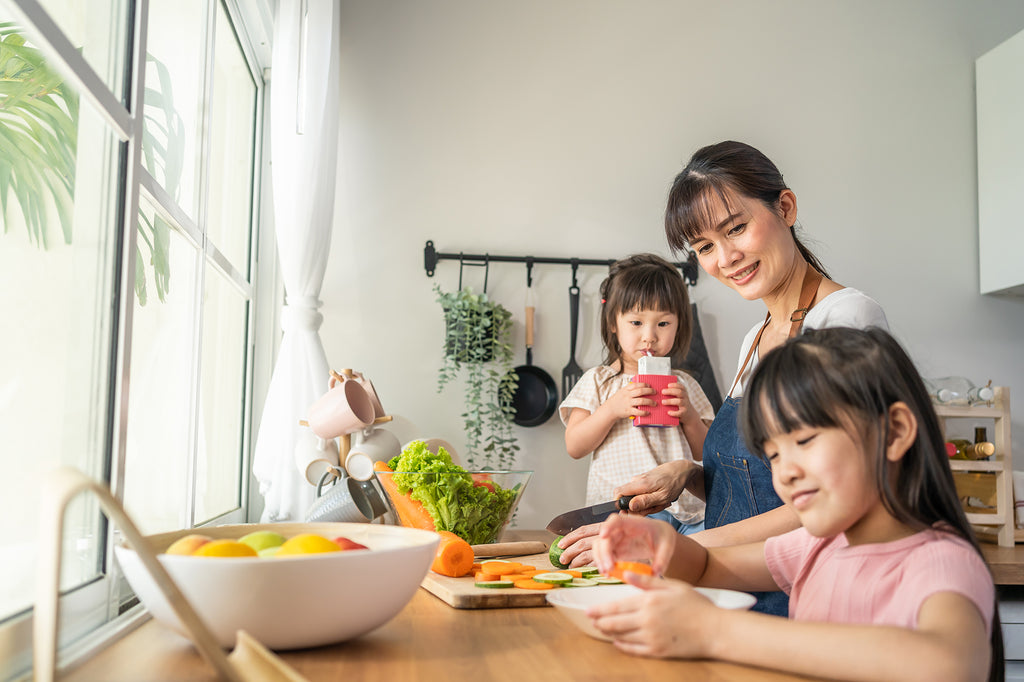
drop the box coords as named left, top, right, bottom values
left=938, top=386, right=1015, bottom=547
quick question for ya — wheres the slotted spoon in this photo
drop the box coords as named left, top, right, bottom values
left=561, top=283, right=584, bottom=400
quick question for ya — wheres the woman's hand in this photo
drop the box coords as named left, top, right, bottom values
left=586, top=570, right=716, bottom=659
left=556, top=523, right=604, bottom=568
left=613, top=460, right=702, bottom=514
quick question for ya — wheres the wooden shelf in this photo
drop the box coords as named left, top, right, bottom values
left=938, top=387, right=1015, bottom=547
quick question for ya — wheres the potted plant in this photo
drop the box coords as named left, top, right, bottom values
left=435, top=285, right=519, bottom=469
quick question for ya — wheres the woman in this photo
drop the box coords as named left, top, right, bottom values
left=557, top=141, right=888, bottom=616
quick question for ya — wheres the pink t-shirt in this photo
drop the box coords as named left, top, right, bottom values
left=764, top=527, right=994, bottom=635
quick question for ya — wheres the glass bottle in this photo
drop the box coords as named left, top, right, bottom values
left=925, top=377, right=994, bottom=406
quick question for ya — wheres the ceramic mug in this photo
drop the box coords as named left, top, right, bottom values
left=293, top=427, right=340, bottom=486
left=348, top=370, right=386, bottom=419
left=345, top=428, right=402, bottom=481
left=307, top=375, right=375, bottom=439
left=305, top=467, right=374, bottom=524
left=346, top=476, right=390, bottom=520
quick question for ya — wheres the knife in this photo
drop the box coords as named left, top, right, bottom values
left=545, top=495, right=636, bottom=535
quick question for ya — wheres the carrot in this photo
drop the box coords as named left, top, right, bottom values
left=513, top=579, right=554, bottom=590
left=475, top=570, right=501, bottom=582
left=481, top=561, right=524, bottom=575
left=499, top=573, right=532, bottom=583
left=374, top=460, right=435, bottom=531
left=431, top=530, right=475, bottom=577
left=606, top=561, right=653, bottom=580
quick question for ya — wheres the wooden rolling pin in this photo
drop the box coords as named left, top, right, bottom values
left=471, top=541, right=548, bottom=558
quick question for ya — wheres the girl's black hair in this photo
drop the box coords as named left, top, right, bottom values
left=665, top=140, right=830, bottom=279
left=739, top=326, right=1003, bottom=682
left=598, top=253, right=692, bottom=373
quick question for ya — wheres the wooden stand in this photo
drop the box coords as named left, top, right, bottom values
left=938, top=386, right=1015, bottom=547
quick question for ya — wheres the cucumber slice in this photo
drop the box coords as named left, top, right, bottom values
left=566, top=577, right=599, bottom=587
left=475, top=580, right=514, bottom=589
left=578, top=566, right=600, bottom=577
left=531, top=572, right=573, bottom=585
left=593, top=576, right=624, bottom=584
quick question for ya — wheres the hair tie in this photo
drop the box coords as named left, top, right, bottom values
left=601, top=298, right=606, bottom=304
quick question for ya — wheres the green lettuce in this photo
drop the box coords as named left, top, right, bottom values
left=387, top=441, right=519, bottom=544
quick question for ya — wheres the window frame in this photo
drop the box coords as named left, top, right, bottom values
left=0, top=0, right=278, bottom=677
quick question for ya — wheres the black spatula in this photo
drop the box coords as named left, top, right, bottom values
left=561, top=283, right=584, bottom=400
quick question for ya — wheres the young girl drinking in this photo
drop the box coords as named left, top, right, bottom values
left=589, top=327, right=1002, bottom=682
left=560, top=253, right=714, bottom=538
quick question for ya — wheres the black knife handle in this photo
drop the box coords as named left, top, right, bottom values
left=616, top=495, right=635, bottom=511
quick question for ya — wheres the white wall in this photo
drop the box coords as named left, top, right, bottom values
left=320, top=0, right=1024, bottom=531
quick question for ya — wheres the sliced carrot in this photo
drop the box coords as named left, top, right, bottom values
left=471, top=562, right=483, bottom=571
left=499, top=573, right=532, bottom=583
left=481, top=560, right=523, bottom=575
left=520, top=569, right=546, bottom=578
left=431, top=530, right=475, bottom=577
left=606, top=561, right=654, bottom=580
left=475, top=570, right=501, bottom=582
left=374, top=460, right=436, bottom=531
left=513, top=579, right=554, bottom=590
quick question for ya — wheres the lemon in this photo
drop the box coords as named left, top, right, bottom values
left=549, top=535, right=569, bottom=569
left=275, top=533, right=342, bottom=556
left=193, top=539, right=258, bottom=558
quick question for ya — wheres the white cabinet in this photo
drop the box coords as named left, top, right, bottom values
left=939, top=387, right=1015, bottom=546
left=977, top=28, right=1024, bottom=296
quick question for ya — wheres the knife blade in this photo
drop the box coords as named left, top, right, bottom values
left=545, top=495, right=636, bottom=535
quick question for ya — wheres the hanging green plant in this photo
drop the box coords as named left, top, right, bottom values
left=435, top=284, right=519, bottom=470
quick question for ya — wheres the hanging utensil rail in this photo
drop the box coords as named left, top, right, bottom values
left=423, top=240, right=699, bottom=287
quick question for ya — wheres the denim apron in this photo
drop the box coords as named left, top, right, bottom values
left=702, top=266, right=823, bottom=618
left=703, top=397, right=788, bottom=616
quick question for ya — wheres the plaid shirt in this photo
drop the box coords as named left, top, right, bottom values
left=559, top=366, right=714, bottom=525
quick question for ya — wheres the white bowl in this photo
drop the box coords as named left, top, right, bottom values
left=546, top=583, right=757, bottom=641
left=114, top=522, right=439, bottom=650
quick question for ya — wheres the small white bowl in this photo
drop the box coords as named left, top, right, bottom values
left=114, top=522, right=439, bottom=650
left=546, top=583, right=757, bottom=641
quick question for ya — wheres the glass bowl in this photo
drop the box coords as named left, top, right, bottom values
left=375, top=470, right=532, bottom=545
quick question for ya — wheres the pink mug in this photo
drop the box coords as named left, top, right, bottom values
left=307, top=375, right=375, bottom=439
left=348, top=370, right=386, bottom=419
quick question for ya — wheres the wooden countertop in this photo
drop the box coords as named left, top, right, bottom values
left=65, top=530, right=826, bottom=682
left=982, top=542, right=1024, bottom=585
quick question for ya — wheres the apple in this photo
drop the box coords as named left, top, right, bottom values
left=238, top=530, right=286, bottom=553
left=332, top=536, right=370, bottom=551
left=164, top=534, right=213, bottom=555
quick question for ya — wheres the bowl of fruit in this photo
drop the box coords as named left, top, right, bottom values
left=373, top=440, right=532, bottom=545
left=114, top=521, right=439, bottom=650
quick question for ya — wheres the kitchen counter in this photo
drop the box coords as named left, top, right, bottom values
left=65, top=529, right=827, bottom=682
left=982, top=543, right=1024, bottom=585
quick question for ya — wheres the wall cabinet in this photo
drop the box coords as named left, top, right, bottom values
left=939, top=387, right=1015, bottom=546
left=977, top=28, right=1024, bottom=296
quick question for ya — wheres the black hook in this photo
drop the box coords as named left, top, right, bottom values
left=526, top=258, right=534, bottom=288
left=570, top=259, right=579, bottom=288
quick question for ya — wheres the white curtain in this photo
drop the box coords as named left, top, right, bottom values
left=253, top=0, right=340, bottom=522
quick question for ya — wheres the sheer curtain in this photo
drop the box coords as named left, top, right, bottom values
left=253, top=0, right=340, bottom=521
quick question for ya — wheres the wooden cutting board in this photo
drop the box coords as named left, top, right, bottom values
left=420, top=550, right=556, bottom=609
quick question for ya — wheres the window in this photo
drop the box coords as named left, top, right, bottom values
left=0, top=0, right=272, bottom=676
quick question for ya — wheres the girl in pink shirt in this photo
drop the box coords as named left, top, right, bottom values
left=588, top=327, right=1003, bottom=682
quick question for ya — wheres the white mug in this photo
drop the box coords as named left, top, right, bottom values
left=294, top=427, right=340, bottom=486
left=345, top=428, right=402, bottom=481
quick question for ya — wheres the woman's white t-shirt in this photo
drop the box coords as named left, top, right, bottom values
left=731, top=288, right=889, bottom=398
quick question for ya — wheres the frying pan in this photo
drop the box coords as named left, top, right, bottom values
left=511, top=304, right=558, bottom=426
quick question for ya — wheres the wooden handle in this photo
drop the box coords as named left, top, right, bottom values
left=471, top=540, right=547, bottom=557
left=525, top=306, right=535, bottom=348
